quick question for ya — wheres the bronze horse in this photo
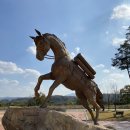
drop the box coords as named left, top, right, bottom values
left=94, top=87, right=104, bottom=111
left=30, top=29, right=101, bottom=125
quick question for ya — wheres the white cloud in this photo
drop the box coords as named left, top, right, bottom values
left=111, top=4, right=130, bottom=20
left=110, top=73, right=124, bottom=80
left=0, top=60, right=40, bottom=78
left=112, top=37, right=125, bottom=46
left=75, top=47, right=80, bottom=53
left=103, top=69, right=110, bottom=73
left=0, top=79, right=35, bottom=97
left=94, top=64, right=105, bottom=69
left=53, top=84, right=72, bottom=96
left=0, top=79, right=19, bottom=86
left=111, top=66, right=116, bottom=70
left=122, top=25, right=129, bottom=29
left=27, top=45, right=36, bottom=55
left=70, top=47, right=81, bottom=58
left=95, top=63, right=130, bottom=93
left=97, top=71, right=128, bottom=93
left=0, top=60, right=42, bottom=97
left=24, top=69, right=40, bottom=78
left=70, top=52, right=76, bottom=58
left=0, top=61, right=24, bottom=74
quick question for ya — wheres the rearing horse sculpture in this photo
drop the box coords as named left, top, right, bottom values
left=30, top=29, right=100, bottom=125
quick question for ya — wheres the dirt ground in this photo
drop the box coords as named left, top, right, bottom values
left=0, top=111, right=5, bottom=130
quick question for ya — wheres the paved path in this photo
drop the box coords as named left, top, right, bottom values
left=98, top=121, right=130, bottom=130
left=66, top=109, right=130, bottom=130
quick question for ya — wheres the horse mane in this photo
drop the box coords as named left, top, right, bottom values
left=43, top=33, right=66, bottom=48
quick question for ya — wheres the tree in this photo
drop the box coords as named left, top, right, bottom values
left=111, top=83, right=119, bottom=112
left=112, top=26, right=130, bottom=78
left=120, top=85, right=130, bottom=104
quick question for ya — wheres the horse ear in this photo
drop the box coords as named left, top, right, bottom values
left=35, top=29, right=41, bottom=36
left=29, top=36, right=35, bottom=40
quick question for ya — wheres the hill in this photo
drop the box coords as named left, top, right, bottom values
left=0, top=95, right=77, bottom=106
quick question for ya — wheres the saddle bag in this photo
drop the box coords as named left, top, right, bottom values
left=74, top=53, right=96, bottom=79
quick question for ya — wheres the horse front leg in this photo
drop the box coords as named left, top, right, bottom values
left=34, top=72, right=54, bottom=97
left=40, top=77, right=65, bottom=108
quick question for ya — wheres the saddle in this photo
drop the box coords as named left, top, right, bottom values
left=74, top=53, right=96, bottom=79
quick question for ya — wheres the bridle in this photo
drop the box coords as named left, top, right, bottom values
left=36, top=48, right=54, bottom=59
left=44, top=54, right=54, bottom=59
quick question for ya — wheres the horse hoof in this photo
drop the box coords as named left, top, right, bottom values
left=35, top=92, right=40, bottom=97
left=94, top=122, right=99, bottom=125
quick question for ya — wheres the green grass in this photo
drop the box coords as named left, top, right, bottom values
left=86, top=110, right=130, bottom=121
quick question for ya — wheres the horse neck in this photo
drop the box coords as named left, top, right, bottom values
left=49, top=36, right=69, bottom=61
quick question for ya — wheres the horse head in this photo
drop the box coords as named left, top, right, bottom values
left=30, top=29, right=50, bottom=61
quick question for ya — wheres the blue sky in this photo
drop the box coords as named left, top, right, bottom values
left=0, top=0, right=130, bottom=97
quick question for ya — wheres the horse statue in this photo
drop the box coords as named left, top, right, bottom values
left=30, top=29, right=101, bottom=125
left=94, top=87, right=105, bottom=111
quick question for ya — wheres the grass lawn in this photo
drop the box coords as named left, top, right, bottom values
left=86, top=110, right=130, bottom=121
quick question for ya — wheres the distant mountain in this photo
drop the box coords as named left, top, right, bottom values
left=50, top=95, right=77, bottom=105
left=0, top=97, right=31, bottom=104
left=65, top=93, right=76, bottom=96
left=0, top=93, right=120, bottom=104
left=0, top=95, right=77, bottom=105
left=0, top=97, right=20, bottom=101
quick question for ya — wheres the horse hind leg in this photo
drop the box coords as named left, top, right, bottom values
left=97, top=99, right=105, bottom=111
left=75, top=91, right=95, bottom=124
left=83, top=91, right=100, bottom=125
left=88, top=98, right=100, bottom=125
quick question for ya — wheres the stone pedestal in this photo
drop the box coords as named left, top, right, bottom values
left=2, top=108, right=108, bottom=130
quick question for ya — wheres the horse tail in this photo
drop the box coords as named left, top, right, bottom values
left=96, top=86, right=105, bottom=111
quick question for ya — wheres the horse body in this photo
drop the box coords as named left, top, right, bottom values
left=49, top=35, right=96, bottom=95
left=62, top=62, right=96, bottom=92
left=30, top=30, right=101, bottom=125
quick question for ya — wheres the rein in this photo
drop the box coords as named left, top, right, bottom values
left=44, top=54, right=54, bottom=59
